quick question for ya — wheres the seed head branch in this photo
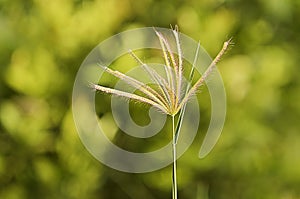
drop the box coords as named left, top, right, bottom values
left=178, top=38, right=232, bottom=112
left=91, top=83, right=167, bottom=114
left=98, top=64, right=169, bottom=110
left=154, top=30, right=177, bottom=105
left=172, top=26, right=183, bottom=108
left=129, top=50, right=174, bottom=107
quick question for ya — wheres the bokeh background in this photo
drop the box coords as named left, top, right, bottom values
left=1, top=0, right=300, bottom=198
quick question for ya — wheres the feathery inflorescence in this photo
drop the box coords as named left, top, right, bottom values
left=91, top=27, right=231, bottom=116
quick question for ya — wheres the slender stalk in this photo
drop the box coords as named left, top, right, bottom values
left=172, top=115, right=178, bottom=199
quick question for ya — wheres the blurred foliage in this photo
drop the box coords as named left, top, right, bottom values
left=1, top=0, right=300, bottom=198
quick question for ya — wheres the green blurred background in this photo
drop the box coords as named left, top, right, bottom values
left=1, top=0, right=300, bottom=198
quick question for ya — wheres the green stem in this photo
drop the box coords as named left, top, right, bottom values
left=172, top=115, right=178, bottom=199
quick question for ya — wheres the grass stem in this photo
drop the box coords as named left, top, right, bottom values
left=172, top=115, right=178, bottom=199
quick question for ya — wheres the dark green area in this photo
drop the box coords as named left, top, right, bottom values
left=1, top=0, right=300, bottom=198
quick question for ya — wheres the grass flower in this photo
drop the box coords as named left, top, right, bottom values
left=91, top=26, right=231, bottom=199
